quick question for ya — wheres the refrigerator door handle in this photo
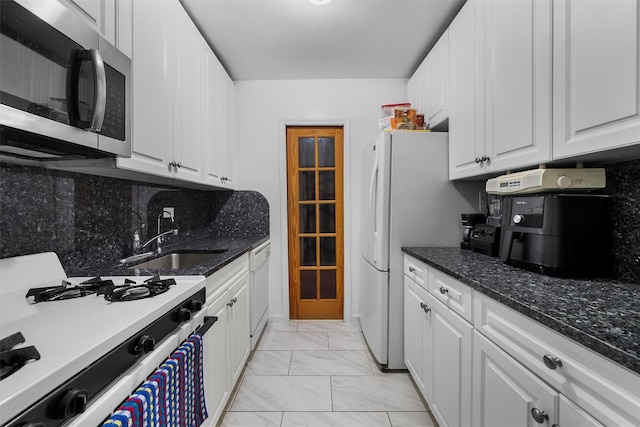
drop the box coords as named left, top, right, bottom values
left=369, top=160, right=378, bottom=240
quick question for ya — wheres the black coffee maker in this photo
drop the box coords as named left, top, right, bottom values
left=460, top=213, right=486, bottom=249
left=500, top=194, right=612, bottom=277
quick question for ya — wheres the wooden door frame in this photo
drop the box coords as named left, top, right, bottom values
left=278, top=119, right=353, bottom=323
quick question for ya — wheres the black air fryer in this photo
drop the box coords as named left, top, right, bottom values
left=500, top=194, right=612, bottom=277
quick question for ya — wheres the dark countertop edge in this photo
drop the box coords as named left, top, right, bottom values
left=100, top=235, right=269, bottom=277
left=401, top=247, right=640, bottom=376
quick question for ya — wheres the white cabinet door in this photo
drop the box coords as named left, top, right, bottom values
left=203, top=289, right=230, bottom=426
left=553, top=0, right=640, bottom=159
left=448, top=0, right=484, bottom=180
left=403, top=276, right=429, bottom=396
left=118, top=0, right=173, bottom=177
left=221, top=71, right=237, bottom=188
left=204, top=54, right=224, bottom=187
left=473, top=331, right=558, bottom=427
left=172, top=2, right=204, bottom=183
left=484, top=0, right=552, bottom=172
left=427, top=292, right=473, bottom=427
left=228, top=270, right=250, bottom=385
left=407, top=61, right=426, bottom=117
left=425, top=30, right=449, bottom=129
left=558, top=395, right=604, bottom=427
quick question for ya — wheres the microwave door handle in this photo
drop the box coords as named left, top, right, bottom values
left=66, top=49, right=106, bottom=132
left=87, top=49, right=107, bottom=132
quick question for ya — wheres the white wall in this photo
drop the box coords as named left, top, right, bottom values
left=235, top=78, right=407, bottom=323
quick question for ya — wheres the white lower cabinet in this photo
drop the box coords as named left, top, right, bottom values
left=473, top=331, right=558, bottom=427
left=202, top=287, right=230, bottom=424
left=403, top=275, right=430, bottom=395
left=202, top=254, right=250, bottom=426
left=403, top=255, right=473, bottom=427
left=403, top=253, right=640, bottom=427
left=228, top=271, right=250, bottom=385
left=427, top=291, right=473, bottom=427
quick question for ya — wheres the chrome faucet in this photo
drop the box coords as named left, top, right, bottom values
left=134, top=210, right=178, bottom=254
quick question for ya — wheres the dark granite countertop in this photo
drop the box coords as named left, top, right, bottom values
left=402, top=247, right=640, bottom=375
left=66, top=234, right=269, bottom=277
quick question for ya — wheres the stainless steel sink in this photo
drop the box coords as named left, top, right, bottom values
left=127, top=250, right=227, bottom=270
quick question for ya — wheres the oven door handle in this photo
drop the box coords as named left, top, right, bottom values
left=196, top=316, right=218, bottom=336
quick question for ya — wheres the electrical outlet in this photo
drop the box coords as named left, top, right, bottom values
left=163, top=207, right=175, bottom=219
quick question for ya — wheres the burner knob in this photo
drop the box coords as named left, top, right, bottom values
left=134, top=335, right=156, bottom=356
left=176, top=307, right=192, bottom=322
left=56, top=388, right=88, bottom=419
left=188, top=300, right=203, bottom=312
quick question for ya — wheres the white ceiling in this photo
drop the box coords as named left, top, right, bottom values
left=180, top=0, right=466, bottom=81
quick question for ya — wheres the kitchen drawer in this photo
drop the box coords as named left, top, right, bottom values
left=428, top=267, right=473, bottom=323
left=403, top=254, right=428, bottom=289
left=205, top=253, right=248, bottom=298
left=474, top=292, right=640, bottom=426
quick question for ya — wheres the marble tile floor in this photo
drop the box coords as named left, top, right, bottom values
left=218, top=320, right=438, bottom=427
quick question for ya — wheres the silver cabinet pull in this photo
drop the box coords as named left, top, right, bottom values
left=408, top=266, right=415, bottom=273
left=419, top=302, right=431, bottom=313
left=543, top=354, right=562, bottom=370
left=531, top=408, right=549, bottom=424
left=439, top=287, right=449, bottom=294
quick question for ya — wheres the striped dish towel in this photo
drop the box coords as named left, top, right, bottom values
left=102, top=333, right=208, bottom=427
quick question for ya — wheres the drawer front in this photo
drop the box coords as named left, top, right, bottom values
left=428, top=267, right=473, bottom=322
left=474, top=292, right=640, bottom=427
left=404, top=254, right=428, bottom=289
left=205, top=253, right=249, bottom=298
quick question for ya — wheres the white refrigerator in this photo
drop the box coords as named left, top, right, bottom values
left=359, top=131, right=482, bottom=370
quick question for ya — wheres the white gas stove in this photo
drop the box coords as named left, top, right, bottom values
left=0, top=252, right=208, bottom=427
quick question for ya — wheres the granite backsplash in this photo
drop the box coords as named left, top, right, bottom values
left=0, top=164, right=269, bottom=273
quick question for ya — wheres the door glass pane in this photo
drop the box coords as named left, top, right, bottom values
left=299, top=171, right=315, bottom=201
left=299, top=204, right=316, bottom=233
left=318, top=137, right=335, bottom=167
left=320, top=270, right=336, bottom=299
left=319, top=204, right=335, bottom=233
left=300, top=270, right=317, bottom=299
left=299, top=137, right=315, bottom=167
left=300, top=237, right=316, bottom=266
left=320, top=237, right=336, bottom=266
left=318, top=171, right=335, bottom=200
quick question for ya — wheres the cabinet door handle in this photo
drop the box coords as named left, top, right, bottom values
left=420, top=302, right=431, bottom=313
left=475, top=157, right=482, bottom=164
left=439, top=287, right=449, bottom=294
left=408, top=266, right=416, bottom=273
left=543, top=354, right=562, bottom=370
left=232, top=297, right=238, bottom=303
left=480, top=155, right=490, bottom=162
left=530, top=408, right=549, bottom=424
left=227, top=300, right=234, bottom=307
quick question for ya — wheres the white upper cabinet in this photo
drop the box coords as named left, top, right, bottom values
left=407, top=61, right=427, bottom=117
left=449, top=0, right=552, bottom=180
left=483, top=0, right=552, bottom=172
left=119, top=0, right=236, bottom=188
left=60, top=0, right=132, bottom=56
left=118, top=0, right=173, bottom=178
left=424, top=30, right=449, bottom=129
left=553, top=0, right=640, bottom=159
left=172, top=2, right=205, bottom=183
left=448, top=0, right=484, bottom=179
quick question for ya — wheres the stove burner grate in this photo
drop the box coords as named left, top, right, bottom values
left=99, top=276, right=177, bottom=302
left=25, top=277, right=116, bottom=303
left=0, top=332, right=40, bottom=381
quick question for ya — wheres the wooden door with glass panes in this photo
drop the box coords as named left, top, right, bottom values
left=286, top=127, right=344, bottom=319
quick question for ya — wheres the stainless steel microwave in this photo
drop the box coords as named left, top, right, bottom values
left=0, top=0, right=131, bottom=160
